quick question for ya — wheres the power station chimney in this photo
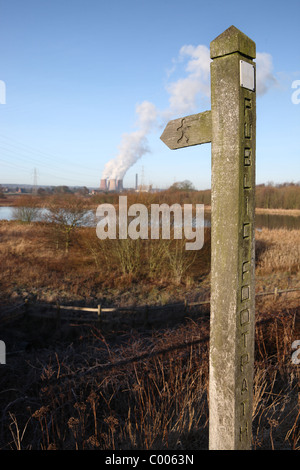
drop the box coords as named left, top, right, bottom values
left=135, top=173, right=138, bottom=191
left=108, top=178, right=117, bottom=191
left=117, top=179, right=123, bottom=192
left=100, top=178, right=107, bottom=191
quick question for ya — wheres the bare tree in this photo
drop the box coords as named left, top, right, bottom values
left=44, top=195, right=91, bottom=252
left=12, top=195, right=41, bottom=223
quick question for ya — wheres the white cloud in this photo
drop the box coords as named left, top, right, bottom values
left=255, top=52, right=277, bottom=95
left=180, top=44, right=211, bottom=79
left=165, top=44, right=211, bottom=116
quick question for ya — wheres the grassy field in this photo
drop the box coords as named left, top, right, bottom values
left=0, top=219, right=299, bottom=304
left=0, top=214, right=299, bottom=450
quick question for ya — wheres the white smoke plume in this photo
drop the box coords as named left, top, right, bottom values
left=101, top=45, right=276, bottom=183
left=101, top=101, right=158, bottom=180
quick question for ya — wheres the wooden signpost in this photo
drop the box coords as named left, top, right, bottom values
left=160, top=110, right=212, bottom=150
left=160, top=26, right=256, bottom=450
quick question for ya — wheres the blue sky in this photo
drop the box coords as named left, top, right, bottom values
left=0, top=0, right=299, bottom=190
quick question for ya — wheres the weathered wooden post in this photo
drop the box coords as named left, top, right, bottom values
left=209, top=26, right=256, bottom=451
left=160, top=26, right=256, bottom=450
left=97, top=304, right=102, bottom=327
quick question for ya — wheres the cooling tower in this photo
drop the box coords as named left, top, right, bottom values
left=100, top=178, right=107, bottom=191
left=108, top=179, right=117, bottom=191
left=117, top=179, right=123, bottom=191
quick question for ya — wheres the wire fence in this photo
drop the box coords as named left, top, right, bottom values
left=1, top=285, right=299, bottom=326
left=1, top=286, right=299, bottom=372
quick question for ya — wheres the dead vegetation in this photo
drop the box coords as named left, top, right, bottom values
left=0, top=303, right=299, bottom=450
left=0, top=219, right=299, bottom=450
left=0, top=220, right=211, bottom=305
left=256, top=228, right=300, bottom=275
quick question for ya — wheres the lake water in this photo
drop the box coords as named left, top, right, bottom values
left=255, top=213, right=300, bottom=230
left=0, top=206, right=299, bottom=230
left=0, top=206, right=51, bottom=222
left=204, top=212, right=300, bottom=230
left=0, top=207, right=14, bottom=220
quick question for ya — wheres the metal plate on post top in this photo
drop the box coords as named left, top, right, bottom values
left=240, top=60, right=255, bottom=91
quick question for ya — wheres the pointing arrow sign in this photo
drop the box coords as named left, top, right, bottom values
left=160, top=110, right=212, bottom=150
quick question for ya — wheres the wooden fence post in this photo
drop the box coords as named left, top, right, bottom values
left=97, top=304, right=102, bottom=327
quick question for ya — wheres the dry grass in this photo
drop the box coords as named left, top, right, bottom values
left=0, top=304, right=299, bottom=450
left=256, top=208, right=300, bottom=217
left=0, top=222, right=97, bottom=303
left=256, top=228, right=300, bottom=274
left=0, top=220, right=211, bottom=305
left=0, top=221, right=299, bottom=450
left=1, top=221, right=299, bottom=306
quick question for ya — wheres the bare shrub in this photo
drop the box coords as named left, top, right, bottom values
left=44, top=195, right=91, bottom=252
left=12, top=196, right=41, bottom=223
